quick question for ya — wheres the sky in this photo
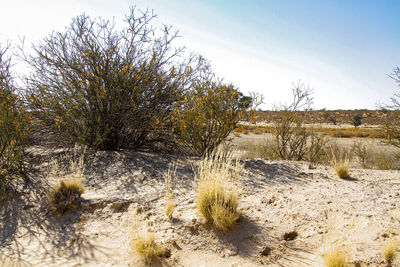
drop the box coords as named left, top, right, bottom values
left=1, top=0, right=400, bottom=110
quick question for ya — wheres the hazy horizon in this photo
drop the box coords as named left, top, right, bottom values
left=1, top=0, right=400, bottom=110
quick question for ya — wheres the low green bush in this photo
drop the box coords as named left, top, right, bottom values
left=174, top=69, right=254, bottom=155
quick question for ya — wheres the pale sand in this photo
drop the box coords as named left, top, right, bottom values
left=1, top=146, right=400, bottom=266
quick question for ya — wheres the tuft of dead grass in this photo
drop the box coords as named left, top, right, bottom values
left=330, top=146, right=350, bottom=178
left=324, top=246, right=348, bottom=267
left=130, top=216, right=169, bottom=264
left=47, top=153, right=85, bottom=213
left=383, top=239, right=398, bottom=264
left=164, top=165, right=177, bottom=220
left=334, top=161, right=350, bottom=179
left=48, top=179, right=85, bottom=213
left=323, top=208, right=354, bottom=267
left=132, top=233, right=168, bottom=264
left=194, top=146, right=241, bottom=232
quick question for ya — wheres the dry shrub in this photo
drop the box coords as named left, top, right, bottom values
left=352, top=141, right=400, bottom=170
left=48, top=179, right=85, bottom=213
left=0, top=45, right=30, bottom=191
left=270, top=81, right=329, bottom=162
left=383, top=239, right=398, bottom=264
left=372, top=152, right=397, bottom=170
left=381, top=67, right=400, bottom=149
left=195, top=146, right=241, bottom=231
left=24, top=7, right=194, bottom=151
left=238, top=139, right=279, bottom=160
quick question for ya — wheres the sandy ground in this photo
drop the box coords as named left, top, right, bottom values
left=1, top=145, right=400, bottom=267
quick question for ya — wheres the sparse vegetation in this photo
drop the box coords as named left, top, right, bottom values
left=194, top=147, right=241, bottom=231
left=234, top=125, right=384, bottom=139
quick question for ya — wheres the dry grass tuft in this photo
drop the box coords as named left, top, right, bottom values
left=383, top=239, right=398, bottom=264
left=195, top=146, right=241, bottom=232
left=334, top=161, right=350, bottom=179
left=164, top=165, right=177, bottom=220
left=165, top=201, right=175, bottom=221
left=324, top=246, right=348, bottom=267
left=48, top=179, right=85, bottom=213
left=330, top=147, right=350, bottom=179
left=323, top=209, right=353, bottom=267
left=132, top=233, right=168, bottom=264
left=47, top=154, right=85, bottom=213
left=130, top=216, right=169, bottom=264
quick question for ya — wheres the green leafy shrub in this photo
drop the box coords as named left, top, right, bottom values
left=174, top=68, right=257, bottom=155
left=0, top=46, right=30, bottom=191
left=25, top=7, right=192, bottom=151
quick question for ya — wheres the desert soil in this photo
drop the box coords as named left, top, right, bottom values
left=1, top=145, right=400, bottom=267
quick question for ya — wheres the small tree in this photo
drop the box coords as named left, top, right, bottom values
left=352, top=114, right=362, bottom=128
left=323, top=111, right=337, bottom=125
left=270, top=81, right=313, bottom=160
left=24, top=7, right=193, bottom=151
left=269, top=81, right=328, bottom=162
left=0, top=45, right=30, bottom=191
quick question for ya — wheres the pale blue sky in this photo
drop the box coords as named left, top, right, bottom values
left=1, top=0, right=400, bottom=109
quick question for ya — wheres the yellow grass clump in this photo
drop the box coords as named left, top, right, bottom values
left=383, top=239, right=398, bottom=264
left=323, top=209, right=353, bottom=267
left=334, top=161, right=350, bottom=179
left=195, top=146, right=241, bottom=232
left=324, top=246, right=348, bottom=267
left=132, top=233, right=168, bottom=264
left=130, top=216, right=169, bottom=264
left=330, top=148, right=350, bottom=179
